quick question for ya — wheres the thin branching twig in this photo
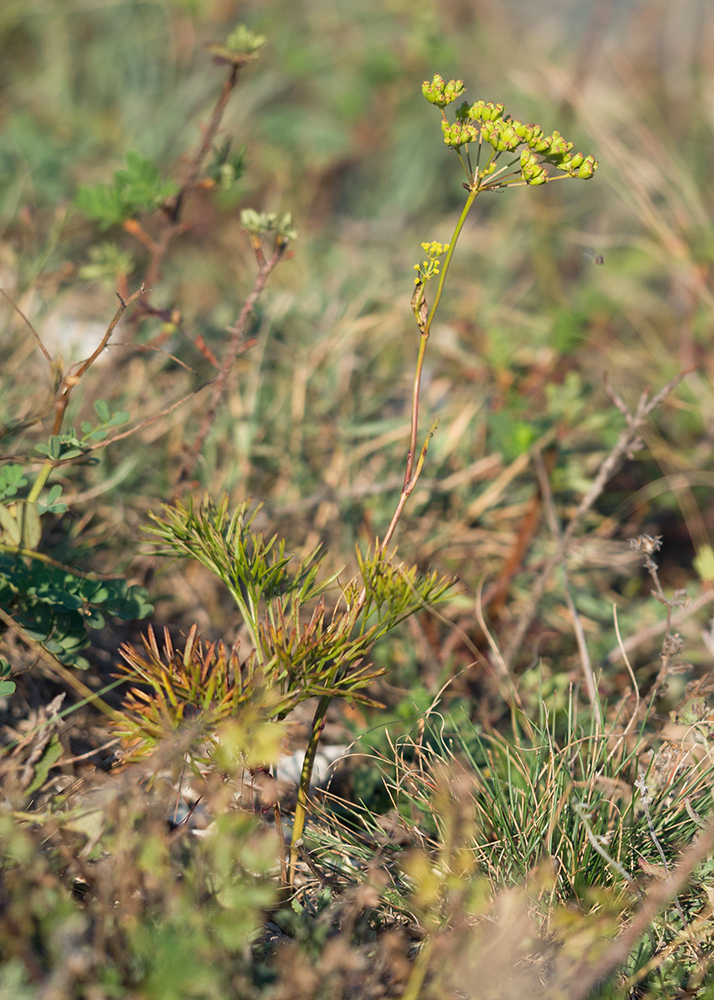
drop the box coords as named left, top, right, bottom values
left=172, top=241, right=288, bottom=494
left=606, top=587, right=714, bottom=665
left=141, top=65, right=241, bottom=293
left=26, top=286, right=145, bottom=504
left=503, top=369, right=692, bottom=669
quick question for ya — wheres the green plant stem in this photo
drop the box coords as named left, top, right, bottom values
left=377, top=426, right=431, bottom=557
left=26, top=464, right=52, bottom=505
left=401, top=937, right=434, bottom=1000
left=289, top=185, right=480, bottom=883
left=229, top=587, right=264, bottom=666
left=425, top=186, right=478, bottom=351
left=380, top=184, right=479, bottom=555
left=288, top=693, right=330, bottom=885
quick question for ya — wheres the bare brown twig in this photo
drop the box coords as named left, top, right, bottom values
left=176, top=65, right=239, bottom=197
left=172, top=241, right=288, bottom=495
left=0, top=287, right=52, bottom=362
left=0, top=374, right=216, bottom=470
left=136, top=65, right=240, bottom=297
left=25, top=287, right=145, bottom=504
left=0, top=288, right=61, bottom=438
left=606, top=587, right=714, bottom=664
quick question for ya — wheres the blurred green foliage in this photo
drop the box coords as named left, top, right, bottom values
left=76, top=152, right=179, bottom=230
left=2, top=2, right=714, bottom=993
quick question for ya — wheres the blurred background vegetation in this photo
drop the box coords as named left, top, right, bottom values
left=1, top=0, right=713, bottom=715
left=4, top=2, right=714, bottom=996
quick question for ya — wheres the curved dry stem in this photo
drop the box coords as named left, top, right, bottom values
left=27, top=286, right=145, bottom=505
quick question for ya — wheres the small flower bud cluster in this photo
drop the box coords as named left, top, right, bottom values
left=225, top=24, right=267, bottom=55
left=459, top=100, right=505, bottom=123
left=423, top=75, right=598, bottom=186
left=520, top=148, right=548, bottom=186
left=441, top=120, right=478, bottom=148
left=512, top=122, right=551, bottom=151
left=422, top=74, right=465, bottom=108
left=414, top=241, right=450, bottom=284
left=533, top=131, right=597, bottom=179
left=572, top=154, right=597, bottom=179
left=481, top=120, right=521, bottom=152
left=241, top=209, right=297, bottom=241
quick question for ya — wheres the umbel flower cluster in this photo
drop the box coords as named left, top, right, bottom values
left=414, top=240, right=451, bottom=283
left=423, top=74, right=597, bottom=188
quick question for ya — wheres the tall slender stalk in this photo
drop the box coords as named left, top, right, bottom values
left=289, top=180, right=482, bottom=888
left=379, top=186, right=479, bottom=556
left=287, top=75, right=600, bottom=885
left=288, top=694, right=330, bottom=878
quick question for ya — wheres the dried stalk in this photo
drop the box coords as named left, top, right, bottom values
left=533, top=447, right=602, bottom=727
left=27, top=287, right=145, bottom=504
